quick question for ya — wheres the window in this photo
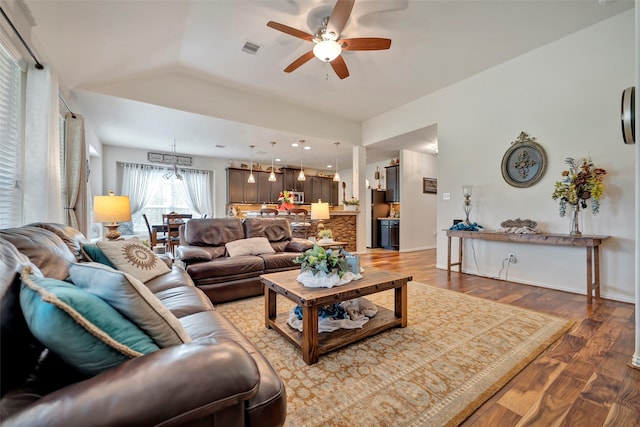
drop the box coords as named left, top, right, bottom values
left=134, top=179, right=198, bottom=234
left=0, top=43, right=23, bottom=228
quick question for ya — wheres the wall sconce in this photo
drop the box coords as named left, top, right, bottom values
left=462, top=185, right=473, bottom=224
left=93, top=190, right=131, bottom=240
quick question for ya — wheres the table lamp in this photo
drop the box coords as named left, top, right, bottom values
left=93, top=190, right=131, bottom=240
left=311, top=199, right=330, bottom=233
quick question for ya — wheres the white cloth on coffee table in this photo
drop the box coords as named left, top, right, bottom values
left=287, top=297, right=378, bottom=333
left=296, top=270, right=362, bottom=288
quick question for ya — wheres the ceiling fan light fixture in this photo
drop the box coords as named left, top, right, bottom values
left=313, top=40, right=342, bottom=62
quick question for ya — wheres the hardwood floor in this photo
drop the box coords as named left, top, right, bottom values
left=360, top=248, right=639, bottom=426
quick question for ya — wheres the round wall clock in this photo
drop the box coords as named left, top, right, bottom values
left=621, top=86, right=635, bottom=145
left=501, top=131, right=547, bottom=188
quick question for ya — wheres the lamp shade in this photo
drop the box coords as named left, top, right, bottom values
left=93, top=191, right=132, bottom=223
left=310, top=200, right=330, bottom=220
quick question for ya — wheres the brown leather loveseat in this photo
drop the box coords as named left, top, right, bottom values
left=0, top=223, right=286, bottom=426
left=177, top=217, right=313, bottom=304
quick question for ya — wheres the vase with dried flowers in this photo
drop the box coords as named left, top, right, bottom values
left=551, top=157, right=607, bottom=235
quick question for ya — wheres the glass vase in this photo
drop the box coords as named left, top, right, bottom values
left=569, top=205, right=581, bottom=236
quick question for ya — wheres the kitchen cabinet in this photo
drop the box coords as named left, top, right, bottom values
left=278, top=168, right=338, bottom=205
left=227, top=168, right=282, bottom=203
left=385, top=165, right=400, bottom=202
left=379, top=219, right=399, bottom=250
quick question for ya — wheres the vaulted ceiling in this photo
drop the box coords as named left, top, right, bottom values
left=15, top=0, right=634, bottom=170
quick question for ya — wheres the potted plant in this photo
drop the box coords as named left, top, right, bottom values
left=317, top=228, right=333, bottom=242
left=343, top=197, right=360, bottom=211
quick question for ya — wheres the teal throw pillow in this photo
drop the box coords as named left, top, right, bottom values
left=19, top=267, right=160, bottom=375
left=69, top=262, right=191, bottom=347
left=81, top=243, right=116, bottom=268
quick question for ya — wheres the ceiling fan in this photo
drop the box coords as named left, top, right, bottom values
left=266, top=0, right=391, bottom=79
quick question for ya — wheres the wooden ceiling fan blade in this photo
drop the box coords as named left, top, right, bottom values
left=284, top=51, right=315, bottom=73
left=267, top=21, right=315, bottom=42
left=341, top=38, right=392, bottom=51
left=330, top=55, right=350, bottom=79
left=326, top=0, right=355, bottom=38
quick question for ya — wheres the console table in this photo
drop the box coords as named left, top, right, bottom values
left=446, top=230, right=610, bottom=304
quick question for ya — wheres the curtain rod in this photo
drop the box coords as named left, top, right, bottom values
left=59, top=94, right=77, bottom=119
left=1, top=7, right=77, bottom=119
left=0, top=6, right=43, bottom=69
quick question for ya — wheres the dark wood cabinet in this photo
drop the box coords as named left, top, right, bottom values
left=227, top=169, right=247, bottom=203
left=379, top=219, right=400, bottom=250
left=227, top=168, right=282, bottom=203
left=385, top=165, right=400, bottom=202
left=277, top=168, right=337, bottom=205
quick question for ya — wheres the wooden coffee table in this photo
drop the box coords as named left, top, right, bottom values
left=260, top=267, right=413, bottom=364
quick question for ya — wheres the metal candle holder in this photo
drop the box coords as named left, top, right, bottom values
left=462, top=185, right=473, bottom=224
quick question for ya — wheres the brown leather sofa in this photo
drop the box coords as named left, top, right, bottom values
left=177, top=217, right=313, bottom=304
left=0, top=223, right=286, bottom=427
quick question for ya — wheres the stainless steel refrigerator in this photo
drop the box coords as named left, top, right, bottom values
left=367, top=189, right=390, bottom=248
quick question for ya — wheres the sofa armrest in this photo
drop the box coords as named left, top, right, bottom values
left=156, top=253, right=173, bottom=268
left=177, top=245, right=213, bottom=263
left=286, top=238, right=314, bottom=253
left=3, top=340, right=260, bottom=427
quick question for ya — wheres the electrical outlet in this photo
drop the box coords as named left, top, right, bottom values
left=442, top=192, right=451, bottom=200
left=508, top=253, right=517, bottom=264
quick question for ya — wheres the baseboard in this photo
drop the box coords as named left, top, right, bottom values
left=400, top=245, right=436, bottom=252
left=435, top=264, right=633, bottom=303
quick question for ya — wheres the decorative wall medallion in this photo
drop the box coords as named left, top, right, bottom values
left=501, top=132, right=547, bottom=188
left=621, top=86, right=635, bottom=145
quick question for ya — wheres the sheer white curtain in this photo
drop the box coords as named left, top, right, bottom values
left=22, top=64, right=63, bottom=224
left=121, top=163, right=162, bottom=215
left=177, top=168, right=213, bottom=217
left=63, top=113, right=88, bottom=235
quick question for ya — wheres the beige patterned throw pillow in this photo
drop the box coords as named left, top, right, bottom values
left=96, top=237, right=170, bottom=283
left=225, top=237, right=275, bottom=257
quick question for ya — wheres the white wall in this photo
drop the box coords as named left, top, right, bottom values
left=363, top=10, right=636, bottom=302
left=399, top=150, right=438, bottom=251
left=100, top=145, right=230, bottom=218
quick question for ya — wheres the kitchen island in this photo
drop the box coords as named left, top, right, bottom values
left=226, top=204, right=359, bottom=252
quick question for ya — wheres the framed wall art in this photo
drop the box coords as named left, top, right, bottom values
left=423, top=178, right=437, bottom=194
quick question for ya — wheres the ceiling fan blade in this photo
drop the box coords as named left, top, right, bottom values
left=330, top=55, right=350, bottom=80
left=284, top=51, right=315, bottom=73
left=341, top=38, right=392, bottom=51
left=326, top=0, right=355, bottom=38
left=267, top=21, right=315, bottom=42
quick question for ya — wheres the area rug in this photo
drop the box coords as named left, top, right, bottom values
left=216, top=282, right=573, bottom=427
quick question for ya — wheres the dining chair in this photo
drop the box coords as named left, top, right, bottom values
left=260, top=208, right=279, bottom=216
left=142, top=213, right=167, bottom=248
left=163, top=212, right=193, bottom=255
left=288, top=208, right=311, bottom=238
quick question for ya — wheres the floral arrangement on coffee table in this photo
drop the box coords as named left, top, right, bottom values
left=294, top=244, right=349, bottom=278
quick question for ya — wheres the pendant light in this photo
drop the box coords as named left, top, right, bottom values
left=247, top=145, right=256, bottom=184
left=268, top=141, right=277, bottom=182
left=333, top=142, right=341, bottom=182
left=162, top=138, right=184, bottom=180
left=297, top=139, right=306, bottom=181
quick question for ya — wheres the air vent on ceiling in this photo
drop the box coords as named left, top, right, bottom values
left=242, top=40, right=262, bottom=55
left=255, top=150, right=267, bottom=155
left=215, top=144, right=226, bottom=148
